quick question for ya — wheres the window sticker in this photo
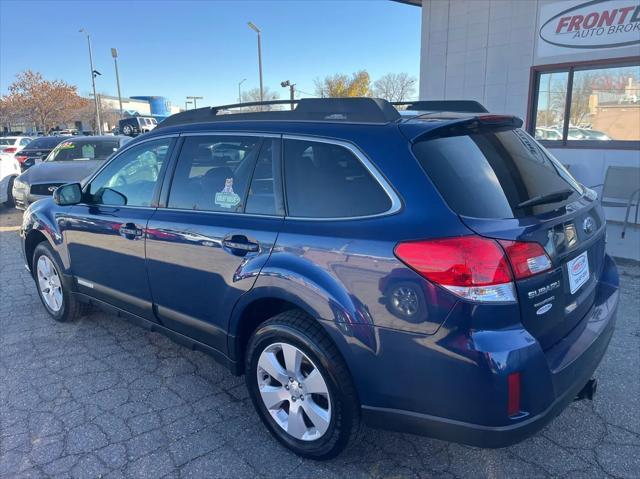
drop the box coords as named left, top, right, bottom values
left=58, top=142, right=75, bottom=150
left=81, top=144, right=95, bottom=159
left=214, top=178, right=241, bottom=208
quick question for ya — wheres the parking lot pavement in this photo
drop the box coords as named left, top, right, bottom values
left=1, top=206, right=639, bottom=479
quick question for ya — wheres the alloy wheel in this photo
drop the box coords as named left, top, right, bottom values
left=256, top=342, right=332, bottom=441
left=36, top=255, right=63, bottom=312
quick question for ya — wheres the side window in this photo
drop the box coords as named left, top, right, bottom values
left=20, top=138, right=31, bottom=146
left=88, top=138, right=172, bottom=207
left=245, top=139, right=283, bottom=216
left=283, top=139, right=391, bottom=218
left=168, top=135, right=262, bottom=212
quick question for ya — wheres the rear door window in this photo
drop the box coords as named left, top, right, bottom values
left=283, top=139, right=391, bottom=218
left=412, top=129, right=582, bottom=219
left=168, top=135, right=262, bottom=212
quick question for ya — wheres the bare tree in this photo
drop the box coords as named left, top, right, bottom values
left=5, top=70, right=87, bottom=133
left=314, top=71, right=371, bottom=98
left=240, top=87, right=280, bottom=111
left=373, top=73, right=417, bottom=102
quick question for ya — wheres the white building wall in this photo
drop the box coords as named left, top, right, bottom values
left=420, top=0, right=538, bottom=120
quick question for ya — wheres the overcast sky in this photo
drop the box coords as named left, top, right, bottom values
left=1, top=0, right=421, bottom=107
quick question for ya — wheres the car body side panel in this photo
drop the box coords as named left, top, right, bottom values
left=20, top=199, right=73, bottom=273
left=145, top=211, right=283, bottom=352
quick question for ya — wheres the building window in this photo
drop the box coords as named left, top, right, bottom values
left=530, top=59, right=640, bottom=147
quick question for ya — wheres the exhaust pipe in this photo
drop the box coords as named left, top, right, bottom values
left=575, top=378, right=597, bottom=401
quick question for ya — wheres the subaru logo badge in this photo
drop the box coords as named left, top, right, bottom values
left=583, top=216, right=595, bottom=235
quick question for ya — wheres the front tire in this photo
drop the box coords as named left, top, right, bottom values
left=33, top=242, right=87, bottom=322
left=245, top=310, right=360, bottom=459
left=3, top=176, right=15, bottom=207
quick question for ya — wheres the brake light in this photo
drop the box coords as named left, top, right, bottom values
left=3, top=147, right=17, bottom=154
left=15, top=155, right=28, bottom=164
left=394, top=236, right=516, bottom=302
left=498, top=240, right=552, bottom=279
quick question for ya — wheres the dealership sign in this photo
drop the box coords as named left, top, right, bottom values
left=537, top=0, right=640, bottom=56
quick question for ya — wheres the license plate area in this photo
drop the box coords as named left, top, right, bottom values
left=567, top=251, right=590, bottom=295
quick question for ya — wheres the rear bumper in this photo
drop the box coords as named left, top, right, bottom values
left=357, top=255, right=619, bottom=447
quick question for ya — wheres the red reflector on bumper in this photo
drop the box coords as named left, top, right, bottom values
left=508, top=372, right=521, bottom=417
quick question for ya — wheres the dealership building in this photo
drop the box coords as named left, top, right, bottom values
left=401, top=0, right=640, bottom=260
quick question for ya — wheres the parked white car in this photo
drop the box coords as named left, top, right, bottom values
left=0, top=152, right=21, bottom=205
left=0, top=136, right=33, bottom=158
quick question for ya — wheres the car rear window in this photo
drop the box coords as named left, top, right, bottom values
left=24, top=137, right=66, bottom=149
left=0, top=139, right=17, bottom=145
left=412, top=129, right=582, bottom=219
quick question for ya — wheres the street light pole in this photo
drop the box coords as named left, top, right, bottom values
left=80, top=28, right=102, bottom=134
left=186, top=96, right=203, bottom=109
left=184, top=100, right=192, bottom=110
left=238, top=78, right=247, bottom=103
left=247, top=22, right=263, bottom=104
left=111, top=48, right=123, bottom=119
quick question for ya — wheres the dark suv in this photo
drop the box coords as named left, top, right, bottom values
left=20, top=98, right=618, bottom=459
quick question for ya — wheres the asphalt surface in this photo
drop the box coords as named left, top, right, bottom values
left=1, top=206, right=639, bottom=479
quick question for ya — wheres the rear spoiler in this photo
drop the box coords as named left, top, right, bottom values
left=406, top=115, right=524, bottom=143
left=392, top=100, right=488, bottom=113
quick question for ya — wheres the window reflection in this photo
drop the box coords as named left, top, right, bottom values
left=534, top=72, right=568, bottom=141
left=570, top=66, right=640, bottom=141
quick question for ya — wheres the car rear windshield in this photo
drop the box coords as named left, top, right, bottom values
left=412, top=129, right=582, bottom=219
left=48, top=140, right=120, bottom=162
left=24, top=137, right=66, bottom=149
left=0, top=139, right=17, bottom=145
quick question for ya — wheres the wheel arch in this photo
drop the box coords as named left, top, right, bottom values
left=227, top=285, right=375, bottom=382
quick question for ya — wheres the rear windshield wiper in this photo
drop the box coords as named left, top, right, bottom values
left=516, top=189, right=574, bottom=209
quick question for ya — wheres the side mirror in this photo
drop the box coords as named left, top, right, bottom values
left=53, top=183, right=82, bottom=205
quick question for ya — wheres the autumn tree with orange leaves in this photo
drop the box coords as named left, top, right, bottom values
left=2, top=70, right=89, bottom=133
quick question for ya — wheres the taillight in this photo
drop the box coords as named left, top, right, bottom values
left=15, top=155, right=28, bottom=164
left=498, top=240, right=552, bottom=279
left=4, top=147, right=17, bottom=153
left=394, top=236, right=516, bottom=302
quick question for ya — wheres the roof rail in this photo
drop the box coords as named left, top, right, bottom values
left=393, top=100, right=488, bottom=113
left=157, top=97, right=401, bottom=129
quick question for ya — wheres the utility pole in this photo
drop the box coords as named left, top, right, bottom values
left=184, top=100, right=193, bottom=110
left=111, top=48, right=124, bottom=119
left=238, top=78, right=247, bottom=103
left=186, top=96, right=203, bottom=109
left=80, top=28, right=102, bottom=134
left=247, top=22, right=263, bottom=104
left=281, top=80, right=295, bottom=110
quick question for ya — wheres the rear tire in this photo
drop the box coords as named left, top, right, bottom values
left=33, top=242, right=88, bottom=322
left=245, top=310, right=360, bottom=459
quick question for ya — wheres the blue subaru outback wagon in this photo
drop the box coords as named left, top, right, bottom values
left=21, top=98, right=619, bottom=459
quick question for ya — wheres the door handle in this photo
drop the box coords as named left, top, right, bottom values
left=119, top=223, right=143, bottom=238
left=222, top=236, right=259, bottom=254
